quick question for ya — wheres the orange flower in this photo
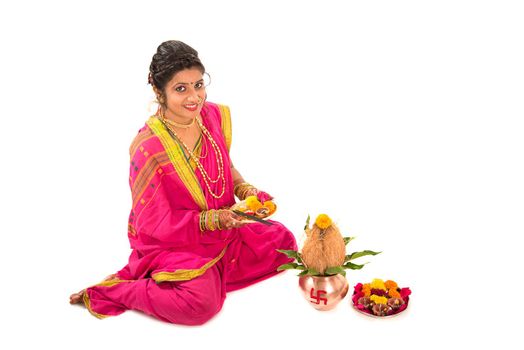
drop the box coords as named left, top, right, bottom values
left=362, top=283, right=371, bottom=297
left=263, top=201, right=276, bottom=214
left=388, top=288, right=401, bottom=299
left=385, top=280, right=398, bottom=290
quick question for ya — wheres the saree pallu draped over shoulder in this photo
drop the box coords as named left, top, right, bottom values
left=82, top=102, right=297, bottom=325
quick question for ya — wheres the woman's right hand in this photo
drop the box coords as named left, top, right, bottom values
left=219, top=209, right=248, bottom=229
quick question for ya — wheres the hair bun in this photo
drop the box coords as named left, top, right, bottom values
left=147, top=41, right=205, bottom=89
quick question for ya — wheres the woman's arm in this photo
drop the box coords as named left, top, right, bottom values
left=230, top=161, right=272, bottom=200
left=231, top=161, right=247, bottom=187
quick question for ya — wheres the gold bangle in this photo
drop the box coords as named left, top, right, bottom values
left=207, top=209, right=215, bottom=231
left=214, top=210, right=221, bottom=230
left=234, top=182, right=247, bottom=198
left=204, top=210, right=209, bottom=231
left=235, top=182, right=256, bottom=200
left=199, top=211, right=206, bottom=232
left=234, top=182, right=248, bottom=191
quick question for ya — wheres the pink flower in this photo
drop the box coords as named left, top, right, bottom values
left=400, top=287, right=412, bottom=300
left=257, top=191, right=272, bottom=203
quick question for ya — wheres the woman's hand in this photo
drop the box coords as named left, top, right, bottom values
left=244, top=188, right=274, bottom=202
left=219, top=210, right=248, bottom=229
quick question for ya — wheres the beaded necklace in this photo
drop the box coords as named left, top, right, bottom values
left=160, top=116, right=225, bottom=199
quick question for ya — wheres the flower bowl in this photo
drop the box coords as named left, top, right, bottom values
left=351, top=279, right=411, bottom=317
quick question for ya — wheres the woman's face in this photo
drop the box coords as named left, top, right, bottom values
left=161, top=67, right=206, bottom=121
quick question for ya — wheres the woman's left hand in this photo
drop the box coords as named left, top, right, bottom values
left=219, top=210, right=249, bottom=229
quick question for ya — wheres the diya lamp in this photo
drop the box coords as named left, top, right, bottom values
left=277, top=214, right=381, bottom=311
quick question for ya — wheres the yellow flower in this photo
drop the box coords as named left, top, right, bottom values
left=370, top=295, right=388, bottom=305
left=370, top=278, right=386, bottom=291
left=245, top=196, right=262, bottom=211
left=315, top=214, right=332, bottom=229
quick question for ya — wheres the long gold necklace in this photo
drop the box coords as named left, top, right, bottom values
left=160, top=116, right=225, bottom=199
left=164, top=119, right=220, bottom=183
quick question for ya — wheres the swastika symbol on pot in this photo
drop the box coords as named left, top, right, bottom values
left=309, top=288, right=327, bottom=305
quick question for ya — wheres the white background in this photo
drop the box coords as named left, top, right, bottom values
left=1, top=0, right=523, bottom=348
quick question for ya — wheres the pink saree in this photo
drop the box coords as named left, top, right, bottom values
left=83, top=102, right=297, bottom=325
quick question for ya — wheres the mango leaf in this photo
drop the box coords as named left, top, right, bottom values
left=343, top=237, right=355, bottom=246
left=345, top=250, right=382, bottom=262
left=343, top=261, right=366, bottom=270
left=298, top=268, right=320, bottom=276
left=277, top=263, right=299, bottom=271
left=304, top=214, right=311, bottom=231
left=306, top=268, right=320, bottom=276
left=324, top=266, right=346, bottom=277
left=276, top=249, right=303, bottom=263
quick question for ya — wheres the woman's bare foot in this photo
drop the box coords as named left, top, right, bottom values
left=69, top=290, right=85, bottom=304
left=69, top=273, right=118, bottom=305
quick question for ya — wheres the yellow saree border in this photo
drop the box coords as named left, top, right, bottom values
left=152, top=245, right=228, bottom=283
left=83, top=279, right=136, bottom=319
left=146, top=116, right=208, bottom=210
left=217, top=104, right=232, bottom=152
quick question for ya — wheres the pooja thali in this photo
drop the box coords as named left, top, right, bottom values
left=351, top=280, right=411, bottom=318
left=230, top=197, right=277, bottom=224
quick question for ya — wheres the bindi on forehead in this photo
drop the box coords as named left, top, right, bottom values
left=173, top=79, right=204, bottom=86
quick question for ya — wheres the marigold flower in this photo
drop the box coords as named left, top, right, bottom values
left=385, top=280, right=398, bottom=290
left=388, top=288, right=401, bottom=299
left=362, top=284, right=371, bottom=297
left=370, top=295, right=388, bottom=305
left=263, top=201, right=276, bottom=214
left=370, top=278, right=386, bottom=291
left=245, top=196, right=262, bottom=211
left=315, top=214, right=332, bottom=229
